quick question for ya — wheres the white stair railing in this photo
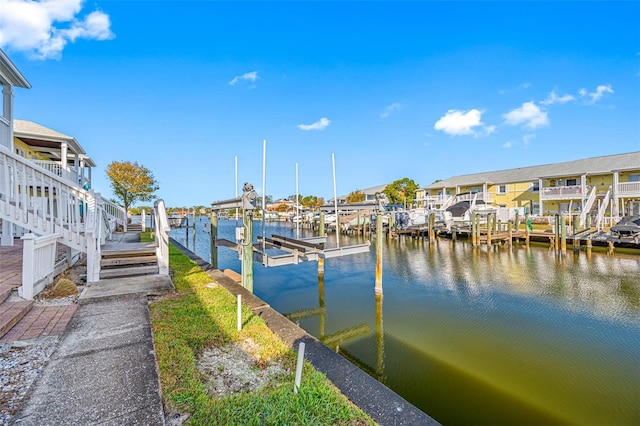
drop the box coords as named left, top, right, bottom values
left=0, top=146, right=92, bottom=252
left=154, top=199, right=170, bottom=275
left=440, top=194, right=456, bottom=210
left=100, top=195, right=127, bottom=232
left=595, top=186, right=612, bottom=231
left=579, top=186, right=597, bottom=228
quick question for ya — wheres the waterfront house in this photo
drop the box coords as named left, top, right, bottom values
left=332, top=183, right=389, bottom=204
left=417, top=152, right=640, bottom=227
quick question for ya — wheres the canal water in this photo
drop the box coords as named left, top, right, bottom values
left=170, top=217, right=640, bottom=425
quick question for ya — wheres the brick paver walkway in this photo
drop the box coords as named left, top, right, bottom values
left=0, top=304, right=78, bottom=342
left=0, top=239, right=24, bottom=289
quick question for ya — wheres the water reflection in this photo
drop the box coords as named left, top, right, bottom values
left=170, top=218, right=640, bottom=425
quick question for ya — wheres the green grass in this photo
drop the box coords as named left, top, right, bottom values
left=148, top=237, right=374, bottom=425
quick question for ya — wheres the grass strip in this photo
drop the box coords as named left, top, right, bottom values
left=147, top=233, right=374, bottom=425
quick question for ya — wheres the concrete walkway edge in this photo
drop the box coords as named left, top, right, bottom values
left=170, top=237, right=440, bottom=426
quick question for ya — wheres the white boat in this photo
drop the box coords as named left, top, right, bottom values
left=168, top=214, right=186, bottom=228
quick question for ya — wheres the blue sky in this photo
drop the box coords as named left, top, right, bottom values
left=1, top=0, right=639, bottom=207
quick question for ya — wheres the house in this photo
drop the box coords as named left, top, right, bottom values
left=0, top=48, right=128, bottom=294
left=332, top=183, right=389, bottom=204
left=417, top=152, right=640, bottom=227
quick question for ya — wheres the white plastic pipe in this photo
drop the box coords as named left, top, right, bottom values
left=237, top=294, right=242, bottom=331
left=294, top=341, right=305, bottom=394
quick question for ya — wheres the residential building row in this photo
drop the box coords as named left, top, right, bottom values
left=416, top=151, right=640, bottom=223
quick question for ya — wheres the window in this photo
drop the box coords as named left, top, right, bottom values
left=629, top=174, right=640, bottom=182
left=470, top=187, right=482, bottom=193
left=496, top=185, right=508, bottom=194
left=531, top=182, right=540, bottom=192
left=566, top=178, right=578, bottom=186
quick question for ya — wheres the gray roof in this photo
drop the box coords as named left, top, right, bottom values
left=338, top=183, right=389, bottom=199
left=0, top=48, right=31, bottom=88
left=424, top=152, right=640, bottom=190
left=14, top=119, right=96, bottom=166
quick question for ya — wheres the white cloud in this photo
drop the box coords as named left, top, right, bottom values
left=229, top=71, right=259, bottom=86
left=380, top=102, right=403, bottom=118
left=503, top=102, right=549, bottom=129
left=297, top=117, right=331, bottom=131
left=502, top=141, right=513, bottom=148
left=0, top=0, right=114, bottom=60
left=579, top=84, right=614, bottom=103
left=433, top=109, right=494, bottom=137
left=541, top=89, right=575, bottom=105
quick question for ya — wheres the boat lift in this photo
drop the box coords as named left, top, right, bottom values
left=210, top=183, right=370, bottom=292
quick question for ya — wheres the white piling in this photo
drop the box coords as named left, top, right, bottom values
left=237, top=294, right=242, bottom=331
left=294, top=342, right=306, bottom=394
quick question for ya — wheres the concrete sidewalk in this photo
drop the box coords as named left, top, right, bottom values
left=14, top=293, right=168, bottom=425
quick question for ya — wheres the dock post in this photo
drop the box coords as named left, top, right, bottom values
left=487, top=213, right=493, bottom=247
left=514, top=212, right=520, bottom=232
left=210, top=210, right=218, bottom=269
left=554, top=214, right=560, bottom=251
left=508, top=225, right=513, bottom=248
left=375, top=213, right=383, bottom=293
left=608, top=240, right=615, bottom=256
left=471, top=212, right=477, bottom=246
left=586, top=214, right=591, bottom=230
left=319, top=211, right=325, bottom=237
left=428, top=212, right=435, bottom=244
left=561, top=214, right=567, bottom=253
left=586, top=238, right=592, bottom=258
left=573, top=214, right=580, bottom=253
left=452, top=227, right=457, bottom=242
left=524, top=212, right=530, bottom=246
left=242, top=210, right=254, bottom=293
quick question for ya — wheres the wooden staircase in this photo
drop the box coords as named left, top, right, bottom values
left=99, top=241, right=159, bottom=279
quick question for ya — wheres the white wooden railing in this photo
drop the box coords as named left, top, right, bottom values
left=19, top=233, right=62, bottom=300
left=0, top=146, right=92, bottom=252
left=456, top=192, right=493, bottom=203
left=617, top=181, right=640, bottom=197
left=154, top=199, right=170, bottom=275
left=99, top=195, right=127, bottom=232
left=0, top=117, right=9, bottom=149
left=596, top=186, right=612, bottom=231
left=540, top=185, right=583, bottom=200
left=30, top=160, right=80, bottom=184
left=580, top=186, right=597, bottom=228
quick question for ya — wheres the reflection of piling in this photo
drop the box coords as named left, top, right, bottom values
left=554, top=214, right=560, bottom=251
left=210, top=211, right=218, bottom=269
left=318, top=274, right=326, bottom=338
left=524, top=213, right=530, bottom=246
left=586, top=238, right=592, bottom=259
left=608, top=240, right=615, bottom=255
left=452, top=227, right=457, bottom=242
left=573, top=214, right=580, bottom=253
left=375, top=213, right=383, bottom=294
left=375, top=292, right=384, bottom=380
left=242, top=210, right=254, bottom=293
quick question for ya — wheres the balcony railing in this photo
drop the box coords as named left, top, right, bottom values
left=0, top=118, right=10, bottom=149
left=617, top=181, right=640, bottom=197
left=539, top=185, right=584, bottom=200
left=31, top=160, right=80, bottom=185
left=456, top=192, right=493, bottom=203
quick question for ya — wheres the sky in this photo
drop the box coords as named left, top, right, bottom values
left=1, top=0, right=639, bottom=208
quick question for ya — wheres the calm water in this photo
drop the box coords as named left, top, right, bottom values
left=171, top=217, right=640, bottom=425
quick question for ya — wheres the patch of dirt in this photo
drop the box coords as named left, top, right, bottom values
left=197, top=337, right=287, bottom=398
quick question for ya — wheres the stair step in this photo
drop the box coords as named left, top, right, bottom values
left=0, top=300, right=34, bottom=338
left=102, top=247, right=157, bottom=257
left=99, top=265, right=160, bottom=279
left=0, top=287, right=12, bottom=304
left=101, top=255, right=158, bottom=267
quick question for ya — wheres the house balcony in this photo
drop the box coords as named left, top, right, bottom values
left=539, top=185, right=584, bottom=201
left=31, top=160, right=82, bottom=186
left=419, top=194, right=451, bottom=205
left=456, top=192, right=493, bottom=204
left=0, top=118, right=9, bottom=149
left=617, top=181, right=640, bottom=198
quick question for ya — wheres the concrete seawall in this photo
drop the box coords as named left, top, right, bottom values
left=170, top=237, right=440, bottom=426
